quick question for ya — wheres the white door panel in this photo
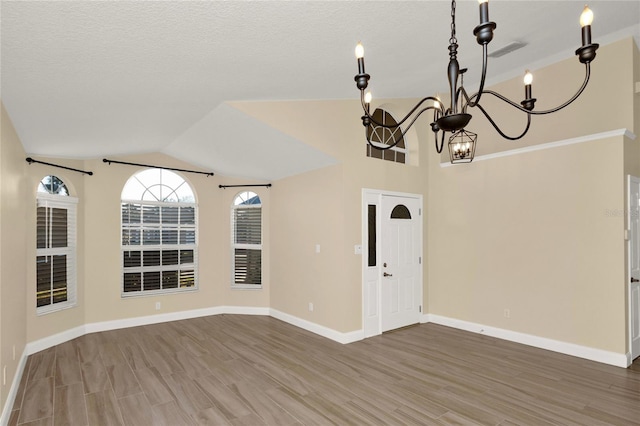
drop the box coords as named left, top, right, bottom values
left=381, top=195, right=421, bottom=332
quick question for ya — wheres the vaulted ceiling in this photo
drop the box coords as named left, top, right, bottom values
left=2, top=1, right=639, bottom=180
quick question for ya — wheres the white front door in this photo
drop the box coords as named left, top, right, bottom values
left=380, top=195, right=421, bottom=332
left=628, top=176, right=640, bottom=361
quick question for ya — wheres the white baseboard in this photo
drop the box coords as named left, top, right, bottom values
left=27, top=305, right=271, bottom=356
left=269, top=309, right=364, bottom=344
left=424, top=313, right=629, bottom=368
left=26, top=325, right=86, bottom=355
left=25, top=306, right=362, bottom=355
left=84, top=305, right=270, bottom=335
left=0, top=347, right=28, bottom=426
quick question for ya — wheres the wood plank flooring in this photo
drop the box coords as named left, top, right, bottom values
left=8, top=315, right=640, bottom=425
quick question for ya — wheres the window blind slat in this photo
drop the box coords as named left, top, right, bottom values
left=37, top=207, right=47, bottom=249
left=234, top=248, right=261, bottom=285
left=234, top=208, right=261, bottom=245
left=161, top=206, right=179, bottom=224
left=51, top=208, right=68, bottom=248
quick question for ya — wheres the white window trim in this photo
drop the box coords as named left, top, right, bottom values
left=36, top=193, right=78, bottom=316
left=231, top=202, right=262, bottom=290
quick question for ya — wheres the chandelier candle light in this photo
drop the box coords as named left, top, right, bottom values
left=354, top=1, right=598, bottom=164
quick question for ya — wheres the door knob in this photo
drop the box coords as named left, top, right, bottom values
left=632, top=277, right=639, bottom=283
left=383, top=272, right=393, bottom=277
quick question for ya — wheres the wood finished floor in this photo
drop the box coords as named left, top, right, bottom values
left=8, top=315, right=640, bottom=426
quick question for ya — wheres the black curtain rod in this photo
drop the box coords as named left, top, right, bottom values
left=103, top=158, right=214, bottom=177
left=26, top=157, right=93, bottom=176
left=219, top=184, right=272, bottom=189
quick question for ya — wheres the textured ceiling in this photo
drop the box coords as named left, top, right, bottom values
left=1, top=1, right=639, bottom=180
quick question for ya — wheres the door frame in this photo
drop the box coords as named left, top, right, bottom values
left=362, top=189, right=423, bottom=338
left=627, top=175, right=640, bottom=363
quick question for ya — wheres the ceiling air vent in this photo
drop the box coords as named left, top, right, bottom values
left=488, top=41, right=527, bottom=58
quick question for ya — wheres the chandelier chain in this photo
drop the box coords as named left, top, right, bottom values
left=449, top=0, right=457, bottom=45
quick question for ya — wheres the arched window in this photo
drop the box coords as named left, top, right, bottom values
left=366, top=108, right=407, bottom=164
left=232, top=191, right=262, bottom=288
left=36, top=175, right=77, bottom=314
left=121, top=169, right=197, bottom=296
left=390, top=204, right=412, bottom=219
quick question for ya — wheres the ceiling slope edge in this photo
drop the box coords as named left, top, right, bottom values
left=162, top=103, right=337, bottom=182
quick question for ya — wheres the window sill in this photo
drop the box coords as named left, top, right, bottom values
left=120, top=287, right=199, bottom=298
left=36, top=302, right=77, bottom=316
left=231, top=285, right=263, bottom=290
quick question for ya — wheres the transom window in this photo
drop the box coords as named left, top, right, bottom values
left=366, top=108, right=407, bottom=164
left=36, top=175, right=77, bottom=314
left=121, top=169, right=197, bottom=296
left=38, top=175, right=69, bottom=196
left=232, top=191, right=262, bottom=288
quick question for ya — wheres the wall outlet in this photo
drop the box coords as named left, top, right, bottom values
left=504, top=308, right=510, bottom=319
left=309, top=302, right=314, bottom=312
left=155, top=302, right=161, bottom=310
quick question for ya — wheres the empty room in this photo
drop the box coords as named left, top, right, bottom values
left=1, top=1, right=640, bottom=424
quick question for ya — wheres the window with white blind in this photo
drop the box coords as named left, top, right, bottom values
left=121, top=169, right=197, bottom=296
left=36, top=175, right=77, bottom=315
left=232, top=191, right=262, bottom=288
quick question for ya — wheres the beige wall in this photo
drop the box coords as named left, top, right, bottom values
left=427, top=38, right=637, bottom=354
left=428, top=135, right=626, bottom=352
left=458, top=37, right=635, bottom=159
left=0, top=103, right=28, bottom=410
left=230, top=98, right=430, bottom=332
left=18, top=151, right=271, bottom=342
left=623, top=38, right=640, bottom=350
left=80, top=154, right=270, bottom=326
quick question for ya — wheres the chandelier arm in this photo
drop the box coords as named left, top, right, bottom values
left=365, top=106, right=441, bottom=151
left=360, top=91, right=442, bottom=128
left=365, top=134, right=398, bottom=151
left=434, top=130, right=446, bottom=154
left=476, top=103, right=533, bottom=141
left=398, top=106, right=440, bottom=136
left=458, top=86, right=472, bottom=113
left=465, top=44, right=489, bottom=109
left=365, top=124, right=398, bottom=151
left=468, top=63, right=591, bottom=116
left=523, top=63, right=591, bottom=115
left=364, top=120, right=403, bottom=151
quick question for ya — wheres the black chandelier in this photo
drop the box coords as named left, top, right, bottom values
left=354, top=0, right=598, bottom=164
